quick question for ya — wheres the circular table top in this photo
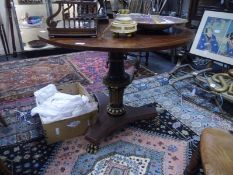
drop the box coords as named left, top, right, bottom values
left=38, top=23, right=195, bottom=52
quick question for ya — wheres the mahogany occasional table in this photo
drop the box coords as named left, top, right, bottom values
left=39, top=23, right=194, bottom=152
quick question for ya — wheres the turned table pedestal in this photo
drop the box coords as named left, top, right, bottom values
left=39, top=23, right=194, bottom=151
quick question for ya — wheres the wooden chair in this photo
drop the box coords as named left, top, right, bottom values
left=127, top=0, right=169, bottom=66
left=128, top=0, right=167, bottom=14
left=184, top=128, right=233, bottom=175
left=128, top=0, right=143, bottom=13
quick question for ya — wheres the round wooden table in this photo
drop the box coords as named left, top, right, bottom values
left=39, top=23, right=194, bottom=152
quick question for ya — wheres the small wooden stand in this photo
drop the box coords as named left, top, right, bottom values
left=47, top=0, right=98, bottom=37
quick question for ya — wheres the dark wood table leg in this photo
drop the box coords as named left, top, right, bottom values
left=0, top=26, right=9, bottom=57
left=0, top=159, right=11, bottom=175
left=0, top=115, right=7, bottom=127
left=85, top=52, right=156, bottom=153
left=184, top=144, right=201, bottom=175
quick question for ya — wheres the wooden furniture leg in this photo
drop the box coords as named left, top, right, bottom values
left=0, top=25, right=9, bottom=57
left=86, top=93, right=156, bottom=143
left=0, top=115, right=7, bottom=127
left=85, top=52, right=156, bottom=152
left=184, top=128, right=233, bottom=175
left=200, top=128, right=233, bottom=175
left=0, top=159, right=11, bottom=175
left=145, top=52, right=149, bottom=66
left=184, top=144, right=201, bottom=175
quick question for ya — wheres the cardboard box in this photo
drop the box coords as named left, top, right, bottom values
left=42, top=83, right=97, bottom=144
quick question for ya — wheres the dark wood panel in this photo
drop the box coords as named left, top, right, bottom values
left=188, top=0, right=233, bottom=26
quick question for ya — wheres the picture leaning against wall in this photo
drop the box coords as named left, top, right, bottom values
left=190, top=11, right=233, bottom=65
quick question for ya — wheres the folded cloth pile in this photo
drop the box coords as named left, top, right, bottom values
left=31, top=84, right=97, bottom=124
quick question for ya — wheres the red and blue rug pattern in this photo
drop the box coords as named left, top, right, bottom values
left=67, top=51, right=155, bottom=93
left=2, top=51, right=232, bottom=174
left=0, top=55, right=88, bottom=101
left=0, top=97, right=39, bottom=146
left=41, top=127, right=190, bottom=175
left=0, top=51, right=155, bottom=147
left=0, top=89, right=200, bottom=175
left=0, top=100, right=200, bottom=175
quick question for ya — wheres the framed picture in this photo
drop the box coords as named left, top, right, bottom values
left=190, top=10, right=233, bottom=65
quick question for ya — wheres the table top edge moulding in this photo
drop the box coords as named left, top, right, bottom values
left=38, top=22, right=195, bottom=151
left=38, top=23, right=195, bottom=52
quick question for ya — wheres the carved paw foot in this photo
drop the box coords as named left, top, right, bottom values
left=112, top=33, right=119, bottom=38
left=86, top=143, right=99, bottom=154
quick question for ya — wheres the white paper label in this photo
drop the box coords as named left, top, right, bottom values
left=67, top=121, right=81, bottom=128
left=55, top=128, right=60, bottom=135
left=210, top=83, right=216, bottom=88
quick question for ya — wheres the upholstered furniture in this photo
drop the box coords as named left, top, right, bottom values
left=185, top=128, right=233, bottom=175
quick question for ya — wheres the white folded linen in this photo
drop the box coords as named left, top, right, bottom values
left=31, top=84, right=97, bottom=124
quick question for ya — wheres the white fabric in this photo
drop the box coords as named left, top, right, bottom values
left=34, top=84, right=58, bottom=105
left=31, top=84, right=97, bottom=124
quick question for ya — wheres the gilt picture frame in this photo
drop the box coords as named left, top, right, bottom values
left=190, top=10, right=233, bottom=65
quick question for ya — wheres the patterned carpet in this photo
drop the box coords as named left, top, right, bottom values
left=0, top=52, right=91, bottom=147
left=123, top=74, right=232, bottom=135
left=0, top=55, right=87, bottom=101
left=41, top=124, right=196, bottom=175
left=0, top=51, right=154, bottom=100
left=1, top=75, right=201, bottom=175
left=0, top=51, right=232, bottom=175
left=40, top=101, right=199, bottom=175
left=0, top=97, right=40, bottom=146
left=0, top=137, right=58, bottom=174
left=68, top=51, right=155, bottom=93
left=40, top=74, right=232, bottom=175
left=0, top=51, right=154, bottom=147
left=0, top=101, right=199, bottom=175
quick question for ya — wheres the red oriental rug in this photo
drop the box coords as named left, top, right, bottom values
left=42, top=128, right=189, bottom=175
left=0, top=55, right=88, bottom=101
left=0, top=51, right=155, bottom=146
left=67, top=51, right=155, bottom=93
left=0, top=51, right=154, bottom=100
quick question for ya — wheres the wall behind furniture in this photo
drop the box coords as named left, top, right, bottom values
left=0, top=0, right=22, bottom=56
